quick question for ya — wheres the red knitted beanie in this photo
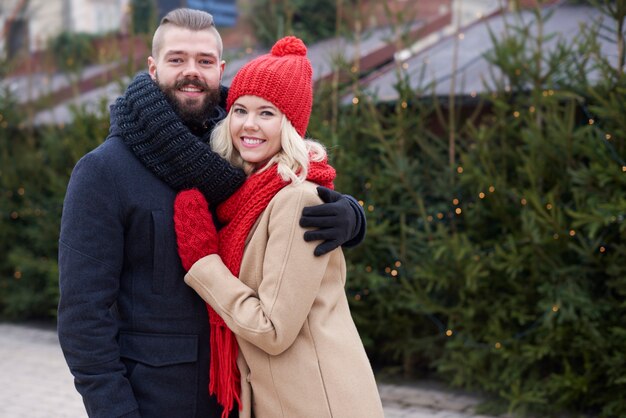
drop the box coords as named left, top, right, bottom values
left=226, top=36, right=313, bottom=137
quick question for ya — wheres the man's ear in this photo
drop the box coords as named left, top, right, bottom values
left=219, top=60, right=225, bottom=81
left=148, top=56, right=157, bottom=80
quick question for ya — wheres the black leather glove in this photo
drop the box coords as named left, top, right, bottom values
left=300, top=186, right=366, bottom=256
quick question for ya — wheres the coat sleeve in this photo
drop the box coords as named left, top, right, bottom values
left=57, top=152, right=140, bottom=418
left=185, top=187, right=331, bottom=356
left=342, top=193, right=366, bottom=248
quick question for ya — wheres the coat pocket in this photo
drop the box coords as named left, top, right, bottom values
left=119, top=331, right=198, bottom=366
left=119, top=331, right=200, bottom=417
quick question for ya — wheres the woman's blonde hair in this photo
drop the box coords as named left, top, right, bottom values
left=210, top=109, right=326, bottom=184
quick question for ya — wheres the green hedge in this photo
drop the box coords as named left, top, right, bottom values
left=249, top=0, right=337, bottom=47
left=0, top=96, right=109, bottom=319
left=48, top=32, right=96, bottom=74
left=1, top=2, right=625, bottom=416
left=307, top=4, right=626, bottom=417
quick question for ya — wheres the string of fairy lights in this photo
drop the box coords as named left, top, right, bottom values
left=348, top=93, right=624, bottom=351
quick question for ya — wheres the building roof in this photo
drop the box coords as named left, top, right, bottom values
left=29, top=18, right=439, bottom=125
left=18, top=3, right=616, bottom=125
left=349, top=5, right=616, bottom=103
left=220, top=19, right=429, bottom=86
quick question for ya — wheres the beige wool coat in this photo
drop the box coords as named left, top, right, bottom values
left=185, top=181, right=384, bottom=418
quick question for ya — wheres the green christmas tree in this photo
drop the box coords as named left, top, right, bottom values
left=0, top=86, right=110, bottom=319
left=310, top=1, right=626, bottom=416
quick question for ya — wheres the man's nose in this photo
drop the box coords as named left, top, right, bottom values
left=182, top=61, right=200, bottom=77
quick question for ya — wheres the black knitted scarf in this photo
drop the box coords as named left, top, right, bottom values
left=111, top=72, right=246, bottom=204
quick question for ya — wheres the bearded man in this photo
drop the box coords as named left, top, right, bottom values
left=57, top=8, right=365, bottom=418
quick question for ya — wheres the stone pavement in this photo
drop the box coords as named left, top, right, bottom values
left=0, top=322, right=501, bottom=418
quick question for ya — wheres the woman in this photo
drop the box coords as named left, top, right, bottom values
left=174, top=36, right=384, bottom=418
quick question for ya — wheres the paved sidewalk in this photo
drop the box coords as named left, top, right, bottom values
left=0, top=322, right=500, bottom=418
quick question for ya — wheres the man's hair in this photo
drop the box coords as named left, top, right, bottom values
left=151, top=8, right=223, bottom=60
left=210, top=112, right=327, bottom=184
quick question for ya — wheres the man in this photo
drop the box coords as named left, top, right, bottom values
left=57, top=8, right=365, bottom=418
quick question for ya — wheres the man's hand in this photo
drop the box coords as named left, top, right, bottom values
left=174, top=189, right=219, bottom=270
left=300, top=186, right=362, bottom=256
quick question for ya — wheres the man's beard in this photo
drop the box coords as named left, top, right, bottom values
left=156, top=74, right=221, bottom=133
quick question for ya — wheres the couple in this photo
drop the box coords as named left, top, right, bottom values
left=58, top=8, right=383, bottom=418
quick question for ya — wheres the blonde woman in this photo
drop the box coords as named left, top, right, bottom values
left=174, top=36, right=384, bottom=418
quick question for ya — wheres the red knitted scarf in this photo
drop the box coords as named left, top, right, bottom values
left=209, top=159, right=336, bottom=418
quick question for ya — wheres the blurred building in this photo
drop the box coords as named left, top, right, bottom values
left=2, top=0, right=569, bottom=125
left=343, top=0, right=593, bottom=103
left=0, top=0, right=131, bottom=59
left=156, top=0, right=237, bottom=26
left=0, top=0, right=240, bottom=61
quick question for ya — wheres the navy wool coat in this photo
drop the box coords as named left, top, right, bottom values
left=57, top=117, right=229, bottom=418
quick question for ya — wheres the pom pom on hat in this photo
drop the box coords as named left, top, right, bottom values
left=271, top=36, right=307, bottom=57
left=227, top=36, right=313, bottom=137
